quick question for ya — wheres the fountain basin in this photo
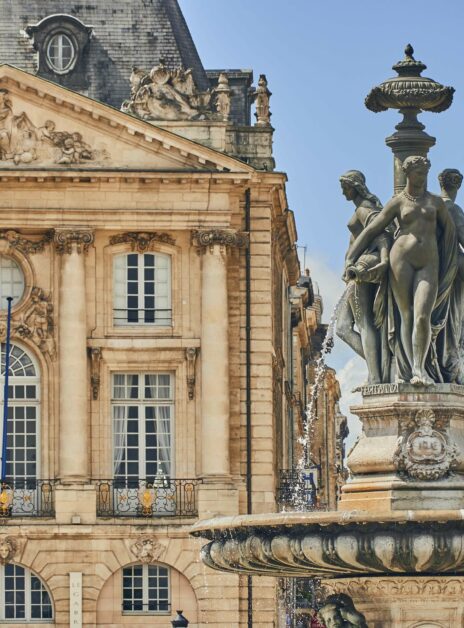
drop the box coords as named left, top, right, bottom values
left=191, top=509, right=464, bottom=578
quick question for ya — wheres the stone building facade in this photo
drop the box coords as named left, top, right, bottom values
left=0, top=2, right=345, bottom=626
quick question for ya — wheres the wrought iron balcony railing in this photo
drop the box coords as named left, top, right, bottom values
left=277, top=469, right=323, bottom=512
left=0, top=479, right=56, bottom=517
left=95, top=478, right=201, bottom=518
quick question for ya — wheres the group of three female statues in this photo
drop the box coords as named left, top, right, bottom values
left=337, top=156, right=464, bottom=386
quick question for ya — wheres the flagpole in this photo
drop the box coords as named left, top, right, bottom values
left=1, top=297, right=13, bottom=482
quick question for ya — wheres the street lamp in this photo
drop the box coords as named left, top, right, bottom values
left=171, top=610, right=189, bottom=627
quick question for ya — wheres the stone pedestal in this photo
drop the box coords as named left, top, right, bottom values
left=339, top=383, right=464, bottom=512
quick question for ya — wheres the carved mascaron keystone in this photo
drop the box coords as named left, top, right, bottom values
left=0, top=536, right=19, bottom=565
left=109, top=231, right=175, bottom=252
left=130, top=537, right=166, bottom=564
left=54, top=229, right=94, bottom=254
left=394, top=408, right=458, bottom=480
left=192, top=229, right=249, bottom=251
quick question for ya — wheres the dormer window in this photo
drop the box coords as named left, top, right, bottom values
left=26, top=14, right=92, bottom=89
left=46, top=32, right=76, bottom=74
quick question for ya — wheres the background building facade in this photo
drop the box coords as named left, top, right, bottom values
left=0, top=1, right=346, bottom=625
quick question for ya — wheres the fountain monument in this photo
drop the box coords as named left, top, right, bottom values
left=192, top=46, right=464, bottom=626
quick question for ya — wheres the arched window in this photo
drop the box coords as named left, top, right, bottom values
left=46, top=32, right=76, bottom=73
left=122, top=564, right=170, bottom=614
left=113, top=253, right=171, bottom=326
left=0, top=344, right=39, bottom=483
left=0, top=256, right=25, bottom=308
left=0, top=564, right=53, bottom=621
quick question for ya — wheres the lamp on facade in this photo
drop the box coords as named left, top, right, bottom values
left=171, top=610, right=189, bottom=627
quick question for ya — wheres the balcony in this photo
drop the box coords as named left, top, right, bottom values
left=277, top=469, right=323, bottom=512
left=95, top=478, right=201, bottom=518
left=0, top=479, right=56, bottom=518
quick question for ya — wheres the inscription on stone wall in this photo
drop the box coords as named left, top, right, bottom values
left=69, top=572, right=82, bottom=628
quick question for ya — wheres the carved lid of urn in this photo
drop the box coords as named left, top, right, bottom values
left=365, top=44, right=455, bottom=113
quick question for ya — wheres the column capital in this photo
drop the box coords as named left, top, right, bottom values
left=192, top=229, right=249, bottom=251
left=54, top=229, right=94, bottom=254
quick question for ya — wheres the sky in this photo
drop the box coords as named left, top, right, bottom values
left=180, top=0, right=464, bottom=445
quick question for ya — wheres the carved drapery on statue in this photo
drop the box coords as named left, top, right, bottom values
left=0, top=89, right=108, bottom=166
left=121, top=61, right=231, bottom=122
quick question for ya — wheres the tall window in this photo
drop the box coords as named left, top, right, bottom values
left=113, top=253, right=171, bottom=326
left=0, top=344, right=39, bottom=482
left=112, top=373, right=173, bottom=480
left=0, top=564, right=53, bottom=621
left=122, top=564, right=170, bottom=614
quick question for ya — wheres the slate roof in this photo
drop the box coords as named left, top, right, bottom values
left=0, top=0, right=209, bottom=108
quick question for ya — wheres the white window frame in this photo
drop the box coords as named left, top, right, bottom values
left=0, top=564, right=53, bottom=622
left=0, top=256, right=25, bottom=310
left=113, top=252, right=172, bottom=327
left=112, top=372, right=175, bottom=479
left=0, top=343, right=40, bottom=482
left=46, top=32, right=76, bottom=74
left=122, top=564, right=170, bottom=615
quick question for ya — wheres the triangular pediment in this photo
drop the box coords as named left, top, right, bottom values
left=0, top=65, right=254, bottom=173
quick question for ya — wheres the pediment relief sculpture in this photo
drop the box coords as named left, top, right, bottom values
left=121, top=61, right=231, bottom=122
left=0, top=88, right=109, bottom=166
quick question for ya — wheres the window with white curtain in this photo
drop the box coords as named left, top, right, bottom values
left=0, top=564, right=53, bottom=621
left=112, top=373, right=173, bottom=480
left=0, top=343, right=39, bottom=482
left=122, top=564, right=170, bottom=614
left=113, top=253, right=171, bottom=326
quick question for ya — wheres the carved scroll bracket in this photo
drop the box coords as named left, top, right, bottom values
left=185, top=347, right=198, bottom=400
left=109, top=232, right=175, bottom=252
left=89, top=347, right=102, bottom=400
left=54, top=229, right=94, bottom=254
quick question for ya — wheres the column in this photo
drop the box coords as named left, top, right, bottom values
left=55, top=229, right=94, bottom=484
left=193, top=230, right=248, bottom=478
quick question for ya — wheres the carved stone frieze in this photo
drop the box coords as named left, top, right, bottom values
left=89, top=347, right=102, bottom=401
left=54, top=230, right=94, bottom=254
left=185, top=347, right=198, bottom=401
left=121, top=61, right=225, bottom=122
left=192, top=229, right=249, bottom=251
left=394, top=408, right=458, bottom=480
left=0, top=536, right=19, bottom=565
left=0, top=229, right=54, bottom=255
left=109, top=231, right=175, bottom=252
left=325, top=577, right=464, bottom=599
left=0, top=89, right=108, bottom=166
left=130, top=537, right=166, bottom=564
left=0, top=287, right=55, bottom=358
left=319, top=594, right=368, bottom=628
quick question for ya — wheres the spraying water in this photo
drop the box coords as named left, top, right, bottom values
left=281, top=283, right=352, bottom=512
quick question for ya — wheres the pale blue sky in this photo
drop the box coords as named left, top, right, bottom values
left=180, top=0, right=464, bottom=440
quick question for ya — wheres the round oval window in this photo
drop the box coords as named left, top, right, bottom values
left=47, top=33, right=76, bottom=73
left=0, top=257, right=24, bottom=308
